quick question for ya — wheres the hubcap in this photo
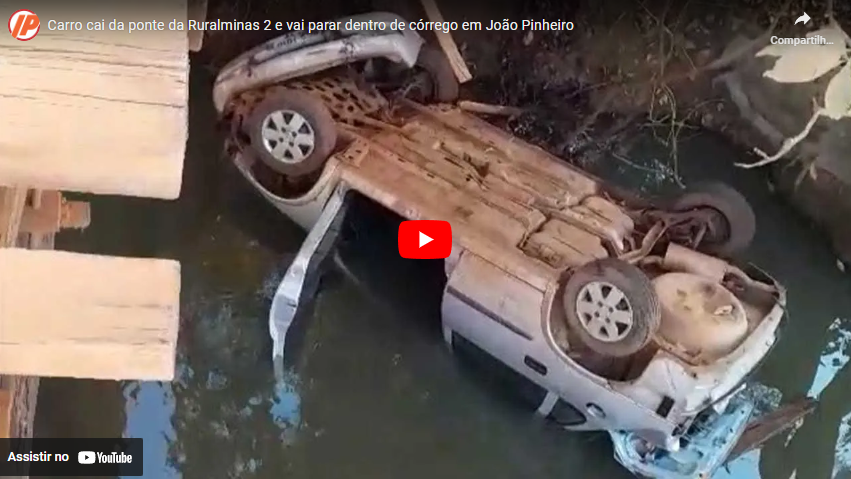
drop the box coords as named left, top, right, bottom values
left=575, top=281, right=634, bottom=342
left=260, top=109, right=316, bottom=164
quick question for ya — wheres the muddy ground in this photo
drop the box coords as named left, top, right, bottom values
left=199, top=0, right=851, bottom=262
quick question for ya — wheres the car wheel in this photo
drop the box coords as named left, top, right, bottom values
left=562, top=258, right=661, bottom=358
left=245, top=89, right=337, bottom=177
left=672, top=182, right=756, bottom=256
left=412, top=45, right=459, bottom=103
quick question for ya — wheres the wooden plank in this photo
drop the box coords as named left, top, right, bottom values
left=18, top=191, right=61, bottom=235
left=0, top=249, right=181, bottom=381
left=0, top=188, right=28, bottom=247
left=0, top=1, right=188, bottom=199
left=61, top=201, right=91, bottom=230
left=0, top=375, right=38, bottom=440
left=26, top=232, right=55, bottom=250
left=419, top=0, right=473, bottom=83
left=18, top=191, right=90, bottom=235
left=188, top=0, right=209, bottom=52
left=29, top=190, right=42, bottom=210
left=0, top=186, right=36, bottom=448
left=728, top=397, right=817, bottom=460
left=0, top=389, right=10, bottom=438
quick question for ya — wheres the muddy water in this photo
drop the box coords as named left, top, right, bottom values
left=33, top=69, right=851, bottom=479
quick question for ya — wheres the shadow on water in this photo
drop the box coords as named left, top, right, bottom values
left=34, top=67, right=851, bottom=479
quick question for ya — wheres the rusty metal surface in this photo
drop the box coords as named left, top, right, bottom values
left=224, top=79, right=771, bottom=285
left=357, top=105, right=638, bottom=270
left=654, top=272, right=750, bottom=362
left=638, top=207, right=726, bottom=253
left=619, top=221, right=666, bottom=264
left=224, top=75, right=387, bottom=144
left=662, top=243, right=729, bottom=282
left=287, top=76, right=388, bottom=123
left=224, top=79, right=638, bottom=273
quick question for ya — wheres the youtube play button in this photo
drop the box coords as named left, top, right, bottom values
left=398, top=220, right=452, bottom=259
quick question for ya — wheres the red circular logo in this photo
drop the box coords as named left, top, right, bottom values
left=9, top=10, right=40, bottom=41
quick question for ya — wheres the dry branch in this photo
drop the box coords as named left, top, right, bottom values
left=458, top=100, right=525, bottom=116
left=736, top=108, right=825, bottom=168
left=419, top=0, right=473, bottom=83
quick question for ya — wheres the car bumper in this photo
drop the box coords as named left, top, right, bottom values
left=609, top=397, right=754, bottom=478
left=213, top=12, right=424, bottom=112
left=268, top=185, right=350, bottom=377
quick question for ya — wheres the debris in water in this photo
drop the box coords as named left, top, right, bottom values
left=458, top=100, right=525, bottom=117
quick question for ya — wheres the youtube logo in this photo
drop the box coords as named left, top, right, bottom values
left=398, top=220, right=452, bottom=259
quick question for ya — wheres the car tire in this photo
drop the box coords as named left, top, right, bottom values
left=562, top=258, right=661, bottom=358
left=672, top=182, right=756, bottom=257
left=245, top=89, right=337, bottom=178
left=414, top=45, right=459, bottom=103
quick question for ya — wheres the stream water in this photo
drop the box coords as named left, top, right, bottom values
left=33, top=68, right=851, bottom=479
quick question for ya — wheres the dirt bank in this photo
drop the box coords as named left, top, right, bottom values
left=446, top=0, right=851, bottom=264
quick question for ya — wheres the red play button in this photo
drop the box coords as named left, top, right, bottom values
left=398, top=220, right=452, bottom=259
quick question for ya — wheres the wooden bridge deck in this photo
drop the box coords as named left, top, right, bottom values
left=0, top=2, right=207, bottom=473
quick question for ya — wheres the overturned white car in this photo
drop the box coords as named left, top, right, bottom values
left=213, top=12, right=812, bottom=478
